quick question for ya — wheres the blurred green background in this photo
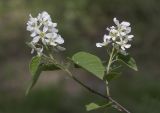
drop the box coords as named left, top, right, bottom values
left=0, top=0, right=160, bottom=113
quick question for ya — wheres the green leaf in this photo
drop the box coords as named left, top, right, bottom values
left=106, top=72, right=121, bottom=82
left=86, top=102, right=112, bottom=111
left=72, top=52, right=105, bottom=80
left=26, top=56, right=42, bottom=95
left=29, top=56, right=42, bottom=76
left=26, top=56, right=62, bottom=95
left=117, top=53, right=138, bottom=71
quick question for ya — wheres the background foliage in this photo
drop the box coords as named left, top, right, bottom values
left=0, top=0, right=160, bottom=113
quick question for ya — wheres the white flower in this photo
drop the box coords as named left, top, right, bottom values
left=113, top=17, right=130, bottom=27
left=54, top=35, right=64, bottom=44
left=113, top=17, right=131, bottom=36
left=96, top=17, right=134, bottom=53
left=116, top=39, right=131, bottom=50
left=45, top=33, right=64, bottom=46
left=37, top=11, right=51, bottom=23
left=96, top=35, right=111, bottom=47
left=27, top=14, right=40, bottom=37
left=27, top=11, right=65, bottom=55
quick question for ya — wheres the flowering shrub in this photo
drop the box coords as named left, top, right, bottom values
left=26, top=11, right=138, bottom=113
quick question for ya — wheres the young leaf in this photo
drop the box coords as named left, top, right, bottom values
left=26, top=56, right=42, bottom=95
left=86, top=102, right=112, bottom=111
left=72, top=52, right=105, bottom=80
left=117, top=53, right=138, bottom=71
left=86, top=103, right=100, bottom=111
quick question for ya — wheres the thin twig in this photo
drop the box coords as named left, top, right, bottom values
left=109, top=97, right=131, bottom=113
left=72, top=75, right=108, bottom=99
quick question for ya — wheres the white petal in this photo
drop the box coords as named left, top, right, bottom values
left=42, top=11, right=51, bottom=21
left=117, top=32, right=120, bottom=37
left=121, top=21, right=130, bottom=26
left=112, top=37, right=116, bottom=41
left=32, top=36, right=40, bottom=43
left=52, top=23, right=57, bottom=27
left=42, top=11, right=48, bottom=15
left=47, top=21, right=53, bottom=26
left=35, top=28, right=41, bottom=34
left=31, top=49, right=34, bottom=54
left=111, top=29, right=117, bottom=34
left=116, top=41, right=121, bottom=45
left=45, top=39, right=50, bottom=43
left=123, top=39, right=128, bottom=43
left=125, top=27, right=131, bottom=34
left=124, top=44, right=131, bottom=48
left=110, top=26, right=115, bottom=29
left=43, top=26, right=48, bottom=33
left=46, top=33, right=57, bottom=39
left=52, top=33, right=58, bottom=38
left=106, top=27, right=110, bottom=31
left=50, top=27, right=58, bottom=33
left=37, top=13, right=41, bottom=20
left=27, top=26, right=33, bottom=31
left=113, top=17, right=119, bottom=26
left=96, top=43, right=104, bottom=47
left=120, top=32, right=126, bottom=36
left=50, top=42, right=57, bottom=46
left=121, top=46, right=126, bottom=50
left=37, top=47, right=43, bottom=56
left=55, top=35, right=64, bottom=44
left=40, top=47, right=43, bottom=52
left=128, top=35, right=134, bottom=39
left=45, top=33, right=53, bottom=38
left=29, top=14, right=32, bottom=18
left=30, top=32, right=37, bottom=37
left=42, top=38, right=47, bottom=45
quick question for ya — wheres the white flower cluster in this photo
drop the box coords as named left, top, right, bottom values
left=27, top=11, right=64, bottom=56
left=96, top=18, right=134, bottom=53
